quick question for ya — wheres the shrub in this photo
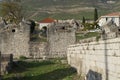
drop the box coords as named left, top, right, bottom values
left=19, top=56, right=27, bottom=60
left=96, top=35, right=101, bottom=41
left=83, top=23, right=95, bottom=30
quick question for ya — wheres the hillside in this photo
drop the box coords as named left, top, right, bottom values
left=1, top=0, right=120, bottom=20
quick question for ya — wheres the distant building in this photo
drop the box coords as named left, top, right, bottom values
left=97, top=12, right=120, bottom=27
left=85, top=19, right=94, bottom=23
left=107, top=0, right=116, bottom=4
left=39, top=18, right=55, bottom=29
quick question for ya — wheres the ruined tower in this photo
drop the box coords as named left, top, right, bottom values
left=0, top=21, right=30, bottom=58
left=47, top=22, right=76, bottom=58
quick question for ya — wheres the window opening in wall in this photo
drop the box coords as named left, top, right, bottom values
left=12, top=29, right=15, bottom=33
left=111, top=18, right=115, bottom=24
left=62, top=27, right=65, bottom=30
left=106, top=18, right=108, bottom=21
left=118, top=29, right=120, bottom=32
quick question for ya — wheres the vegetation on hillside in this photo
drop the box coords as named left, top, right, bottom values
left=20, top=0, right=120, bottom=20
left=0, top=0, right=119, bottom=20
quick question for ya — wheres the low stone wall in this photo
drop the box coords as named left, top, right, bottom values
left=0, top=54, right=13, bottom=75
left=78, top=37, right=97, bottom=43
left=67, top=38, right=120, bottom=80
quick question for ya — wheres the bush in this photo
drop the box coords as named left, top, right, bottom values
left=19, top=56, right=27, bottom=60
left=82, top=22, right=99, bottom=31
left=96, top=35, right=101, bottom=41
left=83, top=23, right=95, bottom=30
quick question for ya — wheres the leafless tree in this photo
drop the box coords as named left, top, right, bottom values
left=0, top=0, right=24, bottom=24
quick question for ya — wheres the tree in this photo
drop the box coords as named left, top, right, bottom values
left=0, top=0, right=24, bottom=24
left=29, top=20, right=36, bottom=34
left=94, top=8, right=98, bottom=22
left=82, top=16, right=86, bottom=24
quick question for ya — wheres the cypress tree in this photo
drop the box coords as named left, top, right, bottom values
left=94, top=8, right=98, bottom=22
left=82, top=16, right=85, bottom=24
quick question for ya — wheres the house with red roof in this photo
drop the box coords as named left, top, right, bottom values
left=98, top=12, right=120, bottom=27
left=39, top=18, right=55, bottom=29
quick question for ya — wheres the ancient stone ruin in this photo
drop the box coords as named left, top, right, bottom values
left=101, top=20, right=120, bottom=39
left=47, top=22, right=76, bottom=58
left=0, top=21, right=30, bottom=58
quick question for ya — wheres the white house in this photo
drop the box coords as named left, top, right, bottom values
left=98, top=12, right=120, bottom=27
left=107, top=0, right=116, bottom=4
left=39, top=18, right=55, bottom=29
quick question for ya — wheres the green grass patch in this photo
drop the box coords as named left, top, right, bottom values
left=76, top=32, right=100, bottom=40
left=3, top=60, right=79, bottom=80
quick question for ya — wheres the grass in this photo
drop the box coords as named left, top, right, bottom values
left=3, top=59, right=80, bottom=80
left=76, top=32, right=100, bottom=40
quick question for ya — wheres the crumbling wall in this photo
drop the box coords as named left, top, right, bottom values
left=48, top=23, right=76, bottom=58
left=0, top=22, right=30, bottom=58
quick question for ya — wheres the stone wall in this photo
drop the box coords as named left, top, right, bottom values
left=29, top=42, right=47, bottom=58
left=67, top=38, right=120, bottom=80
left=0, top=53, right=13, bottom=75
left=0, top=21, right=30, bottom=58
left=48, top=23, right=76, bottom=58
left=78, top=37, right=97, bottom=43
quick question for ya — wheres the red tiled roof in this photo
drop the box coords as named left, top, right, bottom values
left=39, top=18, right=55, bottom=23
left=102, top=12, right=120, bottom=17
